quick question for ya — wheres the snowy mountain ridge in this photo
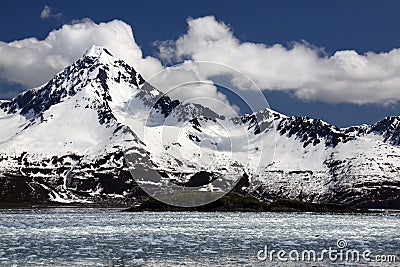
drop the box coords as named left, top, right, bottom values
left=0, top=46, right=399, bottom=208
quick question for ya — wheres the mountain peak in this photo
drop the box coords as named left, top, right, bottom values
left=83, top=45, right=114, bottom=59
left=0, top=45, right=133, bottom=120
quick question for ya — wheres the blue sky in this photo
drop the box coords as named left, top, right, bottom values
left=1, top=0, right=400, bottom=127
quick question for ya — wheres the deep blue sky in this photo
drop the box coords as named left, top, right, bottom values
left=1, top=0, right=400, bottom=127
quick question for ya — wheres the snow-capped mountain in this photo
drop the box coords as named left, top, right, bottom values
left=0, top=46, right=399, bottom=208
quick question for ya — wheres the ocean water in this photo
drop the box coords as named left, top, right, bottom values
left=0, top=208, right=398, bottom=266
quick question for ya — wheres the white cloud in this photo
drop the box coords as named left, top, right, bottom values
left=0, top=19, right=162, bottom=88
left=146, top=63, right=240, bottom=116
left=3, top=16, right=400, bottom=111
left=40, top=5, right=62, bottom=20
left=158, top=16, right=400, bottom=105
left=0, top=19, right=235, bottom=114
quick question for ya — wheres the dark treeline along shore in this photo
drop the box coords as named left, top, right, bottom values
left=124, top=192, right=372, bottom=213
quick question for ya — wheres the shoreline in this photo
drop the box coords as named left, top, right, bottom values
left=2, top=194, right=399, bottom=213
left=1, top=205, right=398, bottom=214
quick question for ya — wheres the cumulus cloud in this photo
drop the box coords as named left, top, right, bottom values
left=146, top=63, right=241, bottom=115
left=3, top=16, right=400, bottom=111
left=0, top=19, right=163, bottom=88
left=0, top=19, right=235, bottom=114
left=40, top=5, right=62, bottom=20
left=158, top=16, right=400, bottom=105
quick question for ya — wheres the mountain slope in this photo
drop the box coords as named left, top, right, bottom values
left=0, top=46, right=399, bottom=208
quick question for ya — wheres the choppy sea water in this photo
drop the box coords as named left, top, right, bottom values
left=0, top=208, right=399, bottom=266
